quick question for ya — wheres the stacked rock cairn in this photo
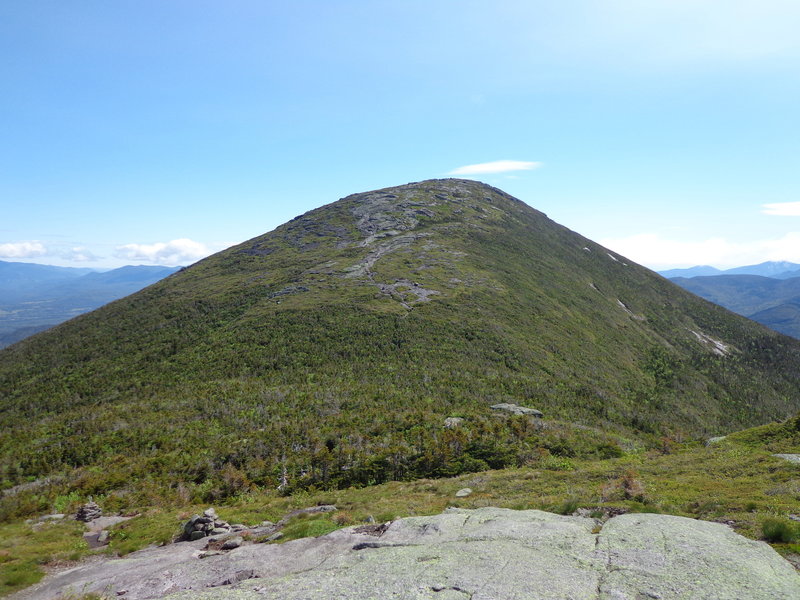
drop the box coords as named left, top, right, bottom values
left=181, top=508, right=240, bottom=541
left=75, top=501, right=103, bottom=522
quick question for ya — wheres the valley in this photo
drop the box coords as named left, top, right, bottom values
left=0, top=264, right=180, bottom=349
left=669, top=273, right=800, bottom=340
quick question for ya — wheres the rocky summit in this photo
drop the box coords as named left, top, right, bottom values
left=13, top=508, right=800, bottom=599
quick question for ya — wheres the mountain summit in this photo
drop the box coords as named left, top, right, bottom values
left=2, top=179, right=800, bottom=502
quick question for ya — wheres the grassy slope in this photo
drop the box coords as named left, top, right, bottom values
left=1, top=179, right=800, bottom=516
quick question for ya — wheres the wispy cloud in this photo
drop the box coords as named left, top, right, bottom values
left=0, top=241, right=47, bottom=258
left=114, top=238, right=216, bottom=266
left=448, top=160, right=542, bottom=175
left=762, top=201, right=800, bottom=216
left=600, top=231, right=800, bottom=269
left=61, top=247, right=101, bottom=262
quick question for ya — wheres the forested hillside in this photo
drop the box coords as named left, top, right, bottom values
left=2, top=179, right=799, bottom=516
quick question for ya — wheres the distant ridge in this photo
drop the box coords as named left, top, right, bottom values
left=670, top=274, right=800, bottom=339
left=2, top=179, right=800, bottom=505
left=658, top=265, right=722, bottom=278
left=660, top=261, right=800, bottom=279
left=0, top=262, right=180, bottom=348
left=725, top=260, right=800, bottom=278
left=0, top=260, right=94, bottom=295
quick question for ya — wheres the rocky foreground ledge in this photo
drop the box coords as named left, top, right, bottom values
left=14, top=507, right=800, bottom=600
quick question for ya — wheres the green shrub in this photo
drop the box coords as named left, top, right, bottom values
left=761, top=517, right=799, bottom=543
left=554, top=498, right=579, bottom=515
left=539, top=455, right=575, bottom=471
left=53, top=491, right=81, bottom=514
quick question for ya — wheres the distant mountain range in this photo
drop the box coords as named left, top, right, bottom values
left=659, top=261, right=800, bottom=279
left=661, top=262, right=800, bottom=339
left=0, top=261, right=181, bottom=348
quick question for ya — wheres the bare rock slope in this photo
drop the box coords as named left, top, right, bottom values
left=15, top=507, right=800, bottom=600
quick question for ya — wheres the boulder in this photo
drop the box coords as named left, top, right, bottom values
left=265, top=531, right=283, bottom=542
left=220, top=537, right=243, bottom=551
left=773, top=453, right=800, bottom=464
left=454, top=488, right=472, bottom=498
left=706, top=436, right=727, bottom=446
left=37, top=513, right=66, bottom=522
left=443, top=417, right=464, bottom=428
left=490, top=402, right=543, bottom=417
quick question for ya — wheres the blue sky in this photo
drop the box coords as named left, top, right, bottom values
left=3, top=1, right=800, bottom=269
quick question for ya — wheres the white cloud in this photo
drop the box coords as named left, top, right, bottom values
left=0, top=241, right=47, bottom=258
left=762, top=201, right=800, bottom=216
left=114, top=238, right=214, bottom=266
left=61, top=247, right=100, bottom=262
left=448, top=160, right=542, bottom=175
left=599, top=232, right=800, bottom=269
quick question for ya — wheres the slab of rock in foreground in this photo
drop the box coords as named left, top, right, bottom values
left=168, top=508, right=602, bottom=600
left=14, top=508, right=799, bottom=600
left=597, top=513, right=799, bottom=599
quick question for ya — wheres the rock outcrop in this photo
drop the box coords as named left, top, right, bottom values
left=774, top=453, right=800, bottom=464
left=443, top=417, right=464, bottom=428
left=13, top=508, right=800, bottom=600
left=490, top=402, right=543, bottom=417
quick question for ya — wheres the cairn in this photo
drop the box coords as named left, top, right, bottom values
left=180, top=507, right=236, bottom=541
left=75, top=501, right=103, bottom=522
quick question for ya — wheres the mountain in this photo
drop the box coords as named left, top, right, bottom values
left=0, top=260, right=94, bottom=301
left=2, top=179, right=800, bottom=511
left=657, top=265, right=722, bottom=278
left=659, top=261, right=800, bottom=279
left=749, top=301, right=800, bottom=339
left=669, top=275, right=800, bottom=339
left=724, top=260, right=800, bottom=277
left=0, top=263, right=181, bottom=348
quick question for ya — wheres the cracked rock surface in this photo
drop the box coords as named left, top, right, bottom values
left=13, top=508, right=800, bottom=600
